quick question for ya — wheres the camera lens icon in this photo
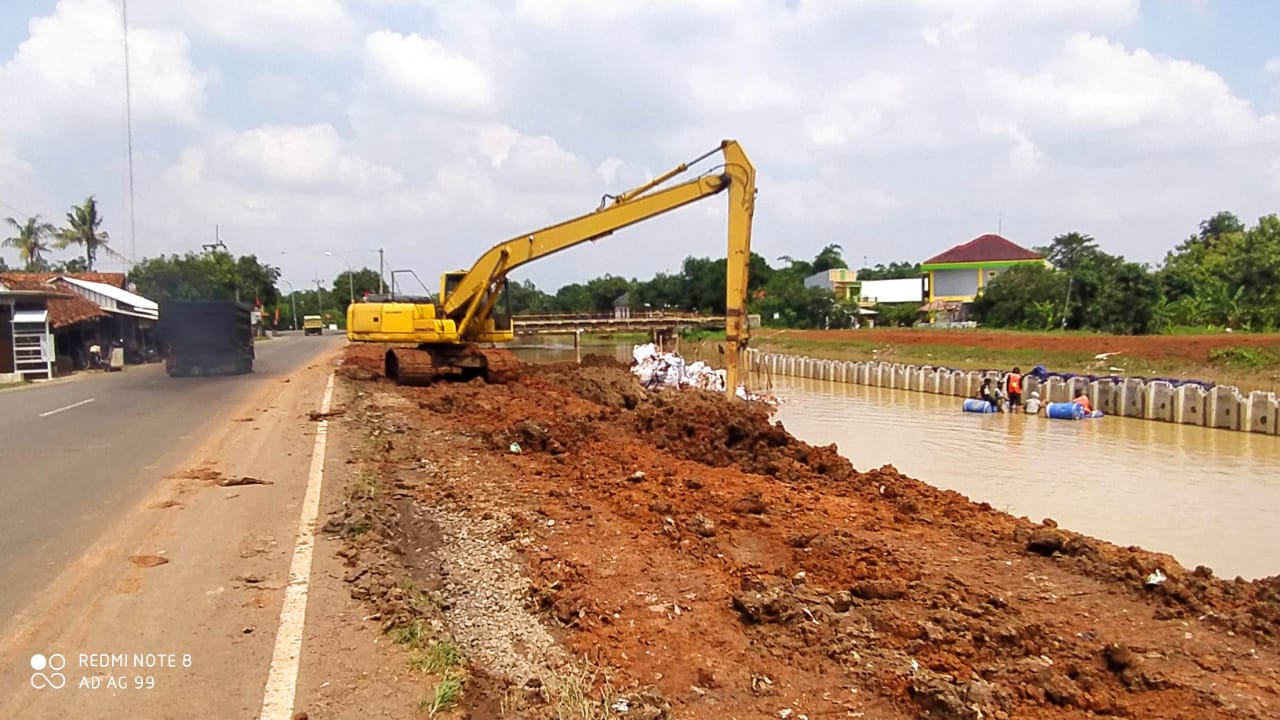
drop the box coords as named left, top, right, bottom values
left=30, top=653, right=66, bottom=690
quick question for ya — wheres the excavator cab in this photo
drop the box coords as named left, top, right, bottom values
left=441, top=272, right=513, bottom=336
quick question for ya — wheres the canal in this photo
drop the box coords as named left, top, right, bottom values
left=515, top=340, right=1280, bottom=580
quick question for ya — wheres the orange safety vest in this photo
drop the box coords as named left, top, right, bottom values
left=1007, top=373, right=1022, bottom=394
left=1074, top=395, right=1092, bottom=412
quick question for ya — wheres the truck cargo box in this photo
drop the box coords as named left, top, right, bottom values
left=158, top=300, right=255, bottom=377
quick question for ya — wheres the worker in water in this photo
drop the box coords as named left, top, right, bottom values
left=1006, top=367, right=1023, bottom=412
left=978, top=377, right=1004, bottom=412
left=1073, top=391, right=1093, bottom=414
left=1024, top=391, right=1043, bottom=415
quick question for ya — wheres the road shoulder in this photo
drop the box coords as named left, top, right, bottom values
left=0, top=347, right=343, bottom=719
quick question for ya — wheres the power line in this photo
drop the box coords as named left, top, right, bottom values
left=0, top=198, right=33, bottom=219
left=122, top=0, right=138, bottom=267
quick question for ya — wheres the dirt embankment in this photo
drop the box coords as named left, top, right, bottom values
left=334, top=347, right=1280, bottom=719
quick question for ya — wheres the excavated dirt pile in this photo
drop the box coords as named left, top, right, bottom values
left=336, top=348, right=1280, bottom=719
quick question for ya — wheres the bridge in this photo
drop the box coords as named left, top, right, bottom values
left=512, top=311, right=725, bottom=336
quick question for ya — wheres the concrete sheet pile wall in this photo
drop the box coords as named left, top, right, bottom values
left=750, top=350, right=1276, bottom=435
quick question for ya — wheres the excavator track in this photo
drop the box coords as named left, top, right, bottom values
left=386, top=348, right=440, bottom=387
left=478, top=348, right=521, bottom=384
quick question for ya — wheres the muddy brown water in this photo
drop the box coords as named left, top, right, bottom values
left=515, top=341, right=1280, bottom=580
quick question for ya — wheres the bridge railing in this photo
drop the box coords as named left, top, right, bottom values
left=514, top=310, right=710, bottom=322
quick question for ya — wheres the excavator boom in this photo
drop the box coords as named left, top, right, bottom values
left=348, top=140, right=756, bottom=398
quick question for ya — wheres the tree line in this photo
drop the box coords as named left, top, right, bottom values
left=972, top=211, right=1280, bottom=334
left=16, top=194, right=1272, bottom=336
left=508, top=244, right=920, bottom=328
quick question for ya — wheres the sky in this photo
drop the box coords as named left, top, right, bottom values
left=0, top=0, right=1277, bottom=294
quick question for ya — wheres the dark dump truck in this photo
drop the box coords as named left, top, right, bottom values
left=159, top=300, right=255, bottom=377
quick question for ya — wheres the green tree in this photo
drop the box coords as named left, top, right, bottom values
left=631, top=271, right=687, bottom=310
left=507, top=279, right=555, bottom=314
left=971, top=264, right=1070, bottom=330
left=56, top=196, right=118, bottom=270
left=52, top=257, right=90, bottom=273
left=551, top=283, right=592, bottom=313
left=810, top=243, right=846, bottom=273
left=857, top=261, right=921, bottom=280
left=1159, top=213, right=1280, bottom=330
left=874, top=303, right=920, bottom=327
left=1038, top=232, right=1104, bottom=275
left=1088, top=260, right=1159, bottom=334
left=1198, top=211, right=1245, bottom=245
left=752, top=282, right=836, bottom=328
left=3, top=215, right=57, bottom=271
left=584, top=274, right=632, bottom=312
left=128, top=251, right=281, bottom=307
left=332, top=267, right=384, bottom=314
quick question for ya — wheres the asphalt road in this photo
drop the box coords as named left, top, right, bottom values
left=0, top=332, right=343, bottom=623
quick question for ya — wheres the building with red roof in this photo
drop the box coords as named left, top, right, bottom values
left=921, top=234, right=1046, bottom=307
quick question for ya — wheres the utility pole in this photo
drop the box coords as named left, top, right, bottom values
left=314, top=279, right=324, bottom=315
left=279, top=278, right=298, bottom=331
left=378, top=248, right=385, bottom=294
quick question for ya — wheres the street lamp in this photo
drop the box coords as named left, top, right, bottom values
left=324, top=250, right=354, bottom=305
left=279, top=278, right=299, bottom=331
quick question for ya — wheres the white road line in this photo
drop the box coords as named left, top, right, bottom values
left=38, top=398, right=95, bottom=417
left=259, top=372, right=334, bottom=720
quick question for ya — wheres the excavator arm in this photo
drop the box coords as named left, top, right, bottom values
left=447, top=140, right=756, bottom=396
left=355, top=140, right=756, bottom=399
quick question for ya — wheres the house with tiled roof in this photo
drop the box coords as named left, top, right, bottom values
left=921, top=234, right=1046, bottom=307
left=0, top=272, right=157, bottom=373
left=0, top=277, right=69, bottom=380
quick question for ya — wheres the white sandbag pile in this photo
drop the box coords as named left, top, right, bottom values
left=630, top=344, right=779, bottom=405
left=631, top=343, right=725, bottom=391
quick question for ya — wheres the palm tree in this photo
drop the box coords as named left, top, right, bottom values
left=57, top=196, right=118, bottom=271
left=3, top=215, right=57, bottom=271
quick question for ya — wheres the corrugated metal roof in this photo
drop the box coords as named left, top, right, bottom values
left=59, top=276, right=158, bottom=309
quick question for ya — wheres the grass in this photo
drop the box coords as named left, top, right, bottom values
left=342, top=518, right=372, bottom=537
left=409, top=639, right=462, bottom=674
left=389, top=619, right=428, bottom=648
left=422, top=672, right=462, bottom=717
left=1208, top=346, right=1273, bottom=367
left=348, top=471, right=379, bottom=502
left=508, top=664, right=619, bottom=720
left=0, top=381, right=27, bottom=392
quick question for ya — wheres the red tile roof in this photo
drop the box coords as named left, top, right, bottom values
left=923, top=234, right=1042, bottom=265
left=1, top=271, right=128, bottom=288
left=0, top=273, right=110, bottom=329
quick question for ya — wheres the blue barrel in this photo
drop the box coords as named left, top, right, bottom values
left=1046, top=402, right=1085, bottom=420
left=962, top=398, right=997, bottom=413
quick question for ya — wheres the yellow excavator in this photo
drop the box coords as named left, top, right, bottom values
left=346, top=139, right=756, bottom=399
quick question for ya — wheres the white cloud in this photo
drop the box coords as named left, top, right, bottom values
left=135, top=1, right=357, bottom=54
left=364, top=30, right=493, bottom=111
left=987, top=34, right=1266, bottom=143
left=218, top=124, right=403, bottom=189
left=0, top=0, right=205, bottom=140
left=804, top=72, right=910, bottom=149
left=979, top=121, right=1044, bottom=174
